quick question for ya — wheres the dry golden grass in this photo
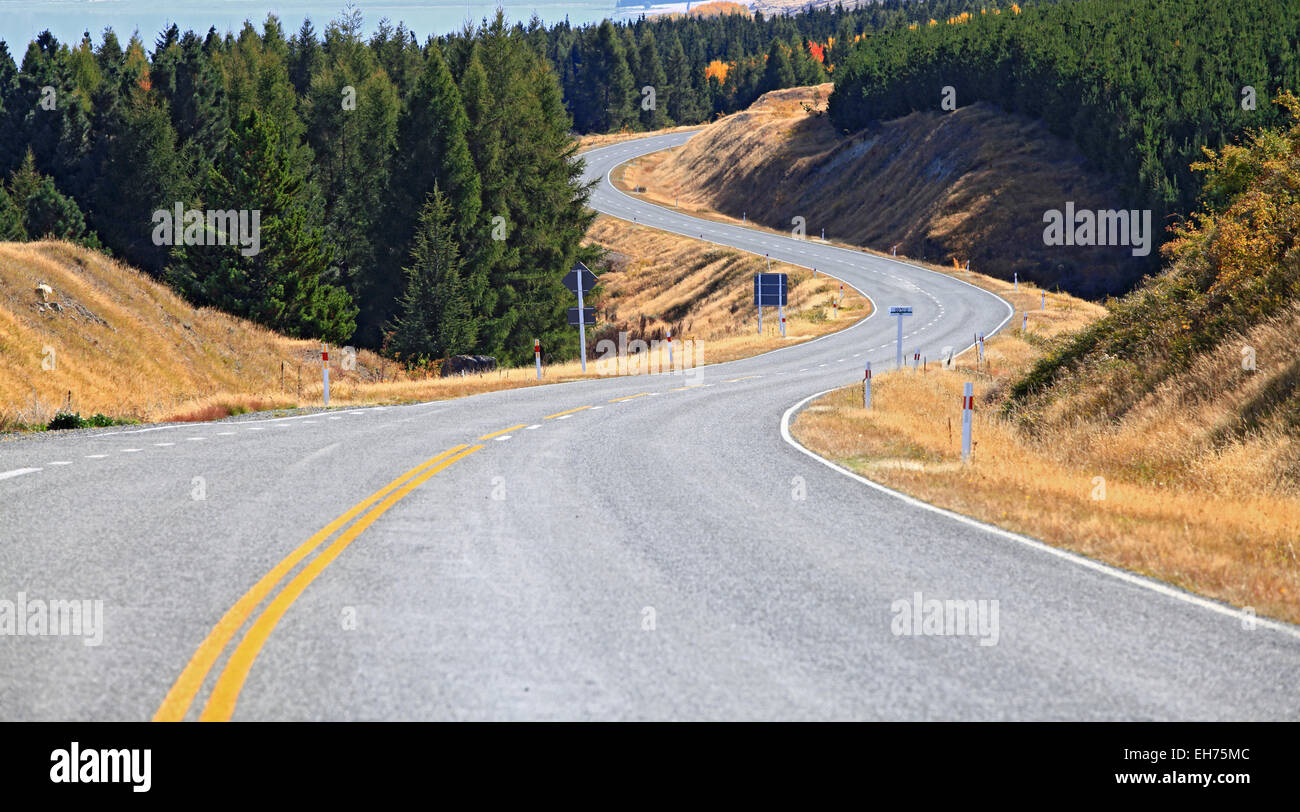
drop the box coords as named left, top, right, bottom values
left=586, top=215, right=869, bottom=364
left=0, top=225, right=868, bottom=428
left=631, top=83, right=1146, bottom=296
left=791, top=272, right=1300, bottom=624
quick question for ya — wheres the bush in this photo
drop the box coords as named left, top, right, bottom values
left=46, top=412, right=87, bottom=430
left=46, top=412, right=123, bottom=430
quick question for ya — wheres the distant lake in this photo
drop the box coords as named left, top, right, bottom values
left=0, top=1, right=677, bottom=50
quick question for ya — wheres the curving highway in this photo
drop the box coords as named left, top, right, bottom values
left=0, top=131, right=1297, bottom=721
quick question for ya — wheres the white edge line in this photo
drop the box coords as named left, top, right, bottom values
left=778, top=387, right=1300, bottom=641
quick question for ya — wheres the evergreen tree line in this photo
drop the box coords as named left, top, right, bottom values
left=0, top=11, right=592, bottom=364
left=541, top=0, right=1002, bottom=132
left=829, top=0, right=1300, bottom=270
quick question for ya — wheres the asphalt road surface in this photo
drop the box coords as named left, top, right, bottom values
left=1, top=131, right=1297, bottom=721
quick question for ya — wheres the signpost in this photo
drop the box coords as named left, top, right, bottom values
left=754, top=273, right=789, bottom=337
left=563, top=263, right=598, bottom=372
left=889, top=306, right=913, bottom=369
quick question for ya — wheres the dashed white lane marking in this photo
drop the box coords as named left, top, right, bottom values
left=524, top=425, right=541, bottom=430
left=818, top=364, right=827, bottom=367
left=48, top=461, right=73, bottom=466
left=247, top=427, right=266, bottom=431
left=556, top=414, right=572, bottom=420
left=0, top=467, right=41, bottom=480
left=494, top=435, right=512, bottom=441
left=154, top=442, right=175, bottom=447
left=590, top=406, right=603, bottom=410
left=186, top=437, right=206, bottom=442
left=85, top=454, right=108, bottom=459
left=216, top=432, right=236, bottom=436
left=799, top=368, right=808, bottom=372
left=121, top=448, right=142, bottom=453
left=328, top=416, right=342, bottom=420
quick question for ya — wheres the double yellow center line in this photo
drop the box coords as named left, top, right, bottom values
left=154, top=443, right=482, bottom=722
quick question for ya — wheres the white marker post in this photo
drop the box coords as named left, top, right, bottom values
left=913, top=350, right=920, bottom=371
left=577, top=271, right=588, bottom=373
left=863, top=362, right=872, bottom=409
left=534, top=338, right=541, bottom=380
left=1014, top=272, right=1018, bottom=291
left=1041, top=291, right=1046, bottom=310
left=321, top=343, right=330, bottom=407
left=839, top=283, right=844, bottom=303
left=961, top=382, right=974, bottom=464
left=667, top=328, right=674, bottom=369
left=833, top=299, right=838, bottom=319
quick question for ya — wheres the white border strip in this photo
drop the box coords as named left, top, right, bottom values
left=779, top=388, right=1300, bottom=640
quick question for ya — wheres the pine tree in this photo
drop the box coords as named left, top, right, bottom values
left=457, top=42, right=504, bottom=325
left=367, top=42, right=480, bottom=347
left=761, top=39, right=796, bottom=95
left=168, top=109, right=355, bottom=342
left=0, top=186, right=25, bottom=240
left=88, top=91, right=186, bottom=273
left=578, top=20, right=635, bottom=133
left=636, top=30, right=669, bottom=129
left=661, top=31, right=692, bottom=125
left=388, top=186, right=475, bottom=364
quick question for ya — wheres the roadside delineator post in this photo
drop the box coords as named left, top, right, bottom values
left=913, top=350, right=920, bottom=371
left=839, top=283, right=844, bottom=303
left=1041, top=291, right=1046, bottom=310
left=667, top=328, right=674, bottom=369
left=1014, top=272, right=1018, bottom=291
left=534, top=338, right=541, bottom=380
left=1022, top=313, right=1028, bottom=331
left=321, top=342, right=330, bottom=407
left=833, top=299, right=838, bottom=319
left=863, top=362, right=872, bottom=409
left=961, top=382, right=974, bottom=463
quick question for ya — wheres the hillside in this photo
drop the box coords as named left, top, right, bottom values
left=626, top=85, right=1147, bottom=297
left=1008, top=93, right=1300, bottom=492
left=0, top=220, right=867, bottom=429
left=0, top=241, right=390, bottom=427
left=791, top=95, right=1300, bottom=623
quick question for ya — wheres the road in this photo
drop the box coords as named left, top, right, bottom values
left=1, top=130, right=1297, bottom=721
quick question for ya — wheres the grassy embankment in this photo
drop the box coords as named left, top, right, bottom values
left=0, top=218, right=868, bottom=428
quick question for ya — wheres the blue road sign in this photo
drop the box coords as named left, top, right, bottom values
left=754, top=273, right=788, bottom=307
